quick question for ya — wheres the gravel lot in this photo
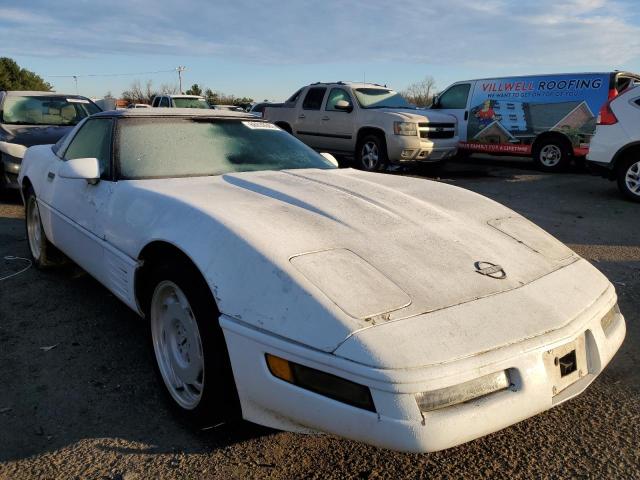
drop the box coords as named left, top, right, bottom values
left=1, top=156, right=638, bottom=479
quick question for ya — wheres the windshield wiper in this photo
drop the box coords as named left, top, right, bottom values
left=366, top=105, right=414, bottom=109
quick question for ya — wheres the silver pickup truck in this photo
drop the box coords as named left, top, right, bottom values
left=264, top=82, right=459, bottom=171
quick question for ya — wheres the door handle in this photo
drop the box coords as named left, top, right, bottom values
left=298, top=114, right=306, bottom=119
left=321, top=116, right=330, bottom=121
left=464, top=111, right=469, bottom=121
left=47, top=172, right=55, bottom=180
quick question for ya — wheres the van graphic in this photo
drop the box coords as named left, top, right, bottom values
left=431, top=72, right=640, bottom=171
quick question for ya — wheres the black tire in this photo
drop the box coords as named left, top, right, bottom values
left=24, top=188, right=62, bottom=269
left=144, top=259, right=241, bottom=428
left=356, top=134, right=389, bottom=172
left=533, top=138, right=572, bottom=172
left=616, top=157, right=640, bottom=202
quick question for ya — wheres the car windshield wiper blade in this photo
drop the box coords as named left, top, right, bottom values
left=366, top=105, right=414, bottom=109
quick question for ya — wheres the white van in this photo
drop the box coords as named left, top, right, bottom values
left=431, top=71, right=640, bottom=171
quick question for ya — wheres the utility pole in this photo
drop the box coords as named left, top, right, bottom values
left=176, top=66, right=186, bottom=93
left=73, top=75, right=78, bottom=94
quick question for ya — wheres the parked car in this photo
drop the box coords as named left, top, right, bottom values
left=151, top=94, right=209, bottom=108
left=127, top=103, right=151, bottom=109
left=432, top=71, right=640, bottom=171
left=0, top=90, right=101, bottom=190
left=210, top=104, right=246, bottom=112
left=587, top=85, right=640, bottom=202
left=18, top=108, right=625, bottom=453
left=249, top=102, right=280, bottom=118
left=264, top=82, right=458, bottom=171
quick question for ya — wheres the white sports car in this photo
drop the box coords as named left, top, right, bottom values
left=18, top=109, right=625, bottom=453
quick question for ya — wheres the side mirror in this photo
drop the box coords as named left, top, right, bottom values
left=334, top=100, right=353, bottom=112
left=320, top=152, right=339, bottom=167
left=430, top=95, right=439, bottom=108
left=59, top=157, right=100, bottom=184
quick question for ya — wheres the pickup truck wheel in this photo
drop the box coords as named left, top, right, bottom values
left=25, top=188, right=61, bottom=269
left=147, top=260, right=241, bottom=427
left=357, top=135, right=388, bottom=172
left=533, top=139, right=571, bottom=172
left=617, top=157, right=640, bottom=202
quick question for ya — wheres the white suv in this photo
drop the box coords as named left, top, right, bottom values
left=587, top=85, right=640, bottom=202
left=151, top=94, right=209, bottom=109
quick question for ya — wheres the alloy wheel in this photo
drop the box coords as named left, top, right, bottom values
left=26, top=196, right=42, bottom=261
left=625, top=160, right=640, bottom=196
left=539, top=144, right=562, bottom=167
left=361, top=141, right=379, bottom=170
left=151, top=280, right=205, bottom=410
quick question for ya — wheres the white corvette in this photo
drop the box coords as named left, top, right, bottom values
left=18, top=109, right=625, bottom=452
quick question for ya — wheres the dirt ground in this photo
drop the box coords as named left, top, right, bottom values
left=1, top=156, right=638, bottom=479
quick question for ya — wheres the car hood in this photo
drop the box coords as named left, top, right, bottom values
left=0, top=124, right=72, bottom=149
left=127, top=168, right=579, bottom=353
left=374, top=109, right=456, bottom=124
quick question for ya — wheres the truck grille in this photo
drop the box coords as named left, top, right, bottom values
left=418, top=122, right=456, bottom=139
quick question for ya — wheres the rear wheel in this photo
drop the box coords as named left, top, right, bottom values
left=617, top=157, right=640, bottom=202
left=146, top=259, right=241, bottom=427
left=533, top=139, right=571, bottom=172
left=357, top=134, right=388, bottom=172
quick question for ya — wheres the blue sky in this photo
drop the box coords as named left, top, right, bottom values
left=2, top=0, right=640, bottom=101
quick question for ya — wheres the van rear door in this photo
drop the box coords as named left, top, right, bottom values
left=431, top=82, right=473, bottom=143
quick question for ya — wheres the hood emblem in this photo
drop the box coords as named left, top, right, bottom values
left=474, top=261, right=507, bottom=279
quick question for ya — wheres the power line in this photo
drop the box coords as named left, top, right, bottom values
left=45, top=68, right=178, bottom=79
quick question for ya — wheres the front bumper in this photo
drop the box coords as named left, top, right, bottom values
left=386, top=134, right=459, bottom=164
left=221, top=284, right=625, bottom=453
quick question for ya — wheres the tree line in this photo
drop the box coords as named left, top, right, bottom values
left=121, top=80, right=254, bottom=107
left=0, top=56, right=438, bottom=109
left=0, top=57, right=51, bottom=91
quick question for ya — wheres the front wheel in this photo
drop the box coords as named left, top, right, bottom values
left=147, top=260, right=241, bottom=427
left=357, top=134, right=388, bottom=172
left=25, top=189, right=60, bottom=269
left=617, top=157, right=640, bottom=202
left=533, top=139, right=571, bottom=172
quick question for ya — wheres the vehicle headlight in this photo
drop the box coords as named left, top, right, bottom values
left=601, top=303, right=621, bottom=336
left=266, top=354, right=376, bottom=412
left=415, top=370, right=511, bottom=412
left=0, top=141, right=27, bottom=159
left=393, top=121, right=418, bottom=136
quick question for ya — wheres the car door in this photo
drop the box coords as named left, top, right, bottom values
left=46, top=117, right=115, bottom=282
left=294, top=87, right=327, bottom=148
left=318, top=87, right=356, bottom=152
left=431, top=82, right=473, bottom=141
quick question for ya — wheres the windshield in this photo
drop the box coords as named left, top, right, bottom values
left=117, top=118, right=336, bottom=179
left=1, top=95, right=100, bottom=126
left=172, top=97, right=210, bottom=109
left=353, top=88, right=414, bottom=109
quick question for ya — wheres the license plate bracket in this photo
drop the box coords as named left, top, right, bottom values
left=544, top=334, right=588, bottom=396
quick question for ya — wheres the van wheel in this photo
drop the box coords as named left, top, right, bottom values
left=357, top=134, right=388, bottom=172
left=617, top=157, right=640, bottom=202
left=146, top=259, right=241, bottom=427
left=533, top=139, right=571, bottom=172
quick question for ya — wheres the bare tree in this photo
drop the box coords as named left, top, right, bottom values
left=401, top=76, right=437, bottom=107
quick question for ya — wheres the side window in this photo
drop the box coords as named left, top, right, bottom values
left=152, top=97, right=159, bottom=107
left=63, top=118, right=114, bottom=178
left=286, top=88, right=303, bottom=105
left=437, top=83, right=471, bottom=109
left=160, top=97, right=170, bottom=107
left=302, top=87, right=327, bottom=110
left=325, top=88, right=352, bottom=111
